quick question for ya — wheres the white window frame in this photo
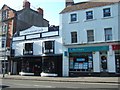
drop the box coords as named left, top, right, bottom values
left=104, top=28, right=112, bottom=41
left=86, top=11, right=93, bottom=20
left=87, top=30, right=94, bottom=42
left=103, top=7, right=111, bottom=18
left=71, top=31, right=77, bottom=43
left=69, top=12, right=78, bottom=23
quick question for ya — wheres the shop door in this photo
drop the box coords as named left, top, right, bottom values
left=100, top=51, right=108, bottom=72
left=34, top=62, right=42, bottom=76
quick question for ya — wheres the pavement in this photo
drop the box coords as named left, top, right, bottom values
left=0, top=74, right=119, bottom=84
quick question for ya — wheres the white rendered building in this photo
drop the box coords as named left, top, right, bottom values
left=11, top=26, right=63, bottom=76
left=60, top=1, right=120, bottom=76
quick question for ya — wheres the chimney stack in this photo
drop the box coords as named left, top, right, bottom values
left=65, top=0, right=74, bottom=7
left=23, top=0, right=30, bottom=8
left=37, top=7, right=43, bottom=15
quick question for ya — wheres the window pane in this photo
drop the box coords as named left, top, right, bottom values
left=2, top=40, right=5, bottom=48
left=87, top=30, right=94, bottom=42
left=71, top=13, right=77, bottom=22
left=103, top=8, right=111, bottom=17
left=86, top=11, right=93, bottom=20
left=25, top=43, right=33, bottom=51
left=71, top=32, right=77, bottom=43
left=45, top=41, right=53, bottom=49
left=104, top=28, right=112, bottom=41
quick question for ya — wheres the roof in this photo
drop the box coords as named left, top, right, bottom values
left=1, top=4, right=16, bottom=12
left=60, top=1, right=118, bottom=14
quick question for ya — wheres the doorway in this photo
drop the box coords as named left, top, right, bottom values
left=100, top=51, right=108, bottom=72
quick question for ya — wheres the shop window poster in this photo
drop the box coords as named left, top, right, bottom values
left=70, top=58, right=74, bottom=69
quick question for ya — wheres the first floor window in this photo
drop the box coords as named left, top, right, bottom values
left=71, top=32, right=77, bottom=43
left=2, top=24, right=8, bottom=34
left=87, top=30, right=94, bottom=42
left=24, top=43, right=33, bottom=55
left=104, top=28, right=112, bottom=41
left=43, top=41, right=54, bottom=54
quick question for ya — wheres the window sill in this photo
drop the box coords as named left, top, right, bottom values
left=102, top=16, right=113, bottom=19
left=69, top=21, right=79, bottom=24
left=84, top=18, right=96, bottom=22
left=86, top=41, right=95, bottom=44
left=105, top=40, right=114, bottom=42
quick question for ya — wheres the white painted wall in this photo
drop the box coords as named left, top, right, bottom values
left=93, top=52, right=100, bottom=72
left=60, top=3, right=119, bottom=75
left=62, top=47, right=69, bottom=76
left=12, top=36, right=63, bottom=56
left=107, top=49, right=116, bottom=72
left=12, top=42, right=24, bottom=56
left=60, top=3, right=119, bottom=45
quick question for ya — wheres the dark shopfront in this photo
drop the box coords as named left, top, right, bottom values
left=112, top=44, right=120, bottom=75
left=15, top=56, right=42, bottom=76
left=42, top=55, right=62, bottom=77
left=14, top=55, right=62, bottom=76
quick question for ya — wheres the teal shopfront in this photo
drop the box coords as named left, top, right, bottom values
left=68, top=46, right=109, bottom=76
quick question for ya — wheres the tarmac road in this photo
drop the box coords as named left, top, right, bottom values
left=0, top=79, right=119, bottom=90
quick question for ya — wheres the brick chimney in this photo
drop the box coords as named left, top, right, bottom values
left=65, top=0, right=74, bottom=7
left=37, top=7, right=43, bottom=15
left=23, top=0, right=30, bottom=8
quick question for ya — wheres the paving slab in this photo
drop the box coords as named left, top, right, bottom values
left=0, top=74, right=119, bottom=84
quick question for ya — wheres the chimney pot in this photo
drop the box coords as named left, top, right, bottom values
left=66, top=0, right=74, bottom=7
left=23, top=0, right=30, bottom=8
left=37, top=8, right=43, bottom=15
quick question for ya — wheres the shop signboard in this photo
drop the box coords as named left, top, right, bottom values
left=112, top=44, right=120, bottom=50
left=20, top=26, right=48, bottom=36
left=76, top=58, right=85, bottom=61
left=68, top=46, right=109, bottom=53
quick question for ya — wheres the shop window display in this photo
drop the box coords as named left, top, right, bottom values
left=21, top=60, right=41, bottom=74
left=42, top=60, right=55, bottom=73
left=69, top=53, right=93, bottom=72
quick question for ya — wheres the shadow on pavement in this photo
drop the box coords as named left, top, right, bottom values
left=0, top=85, right=10, bottom=89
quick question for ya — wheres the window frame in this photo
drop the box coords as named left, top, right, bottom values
left=23, top=43, right=33, bottom=55
left=43, top=41, right=55, bottom=54
left=2, top=40, right=5, bottom=48
left=104, top=28, right=112, bottom=41
left=103, top=8, right=111, bottom=17
left=2, top=23, right=8, bottom=34
left=71, top=32, right=77, bottom=43
left=2, top=10, right=8, bottom=20
left=86, top=11, right=93, bottom=20
left=87, top=30, right=94, bottom=42
left=70, top=13, right=77, bottom=22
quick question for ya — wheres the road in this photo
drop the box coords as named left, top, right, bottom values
left=0, top=79, right=119, bottom=90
